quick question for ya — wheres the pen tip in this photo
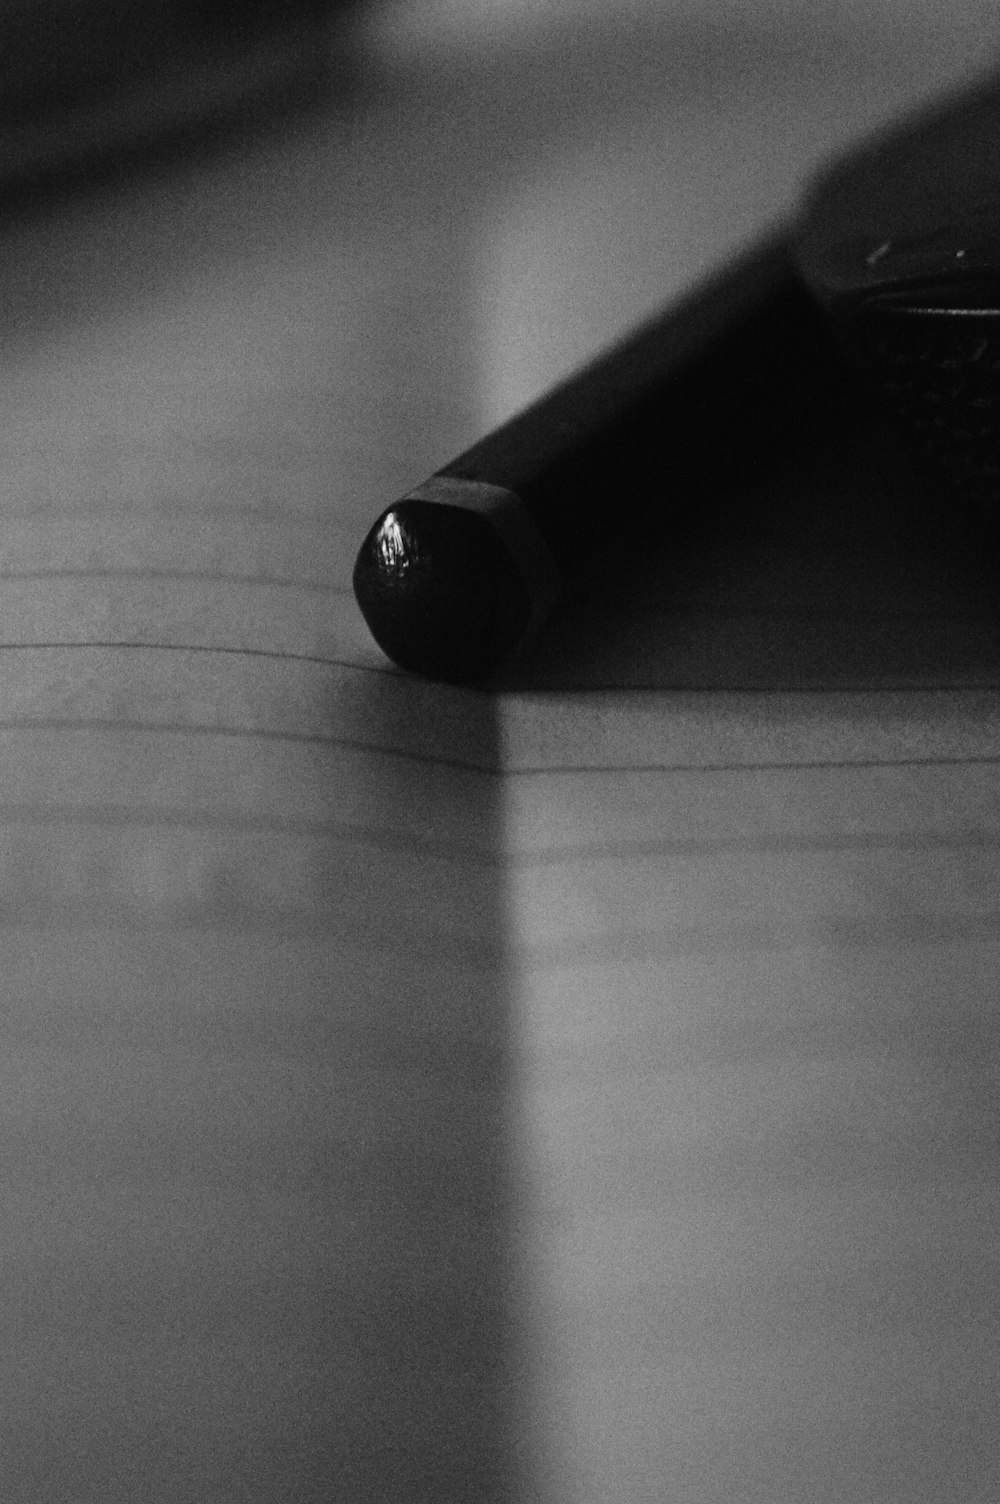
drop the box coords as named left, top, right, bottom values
left=352, top=500, right=532, bottom=682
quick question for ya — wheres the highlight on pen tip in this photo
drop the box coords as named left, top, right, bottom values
left=352, top=498, right=534, bottom=682
left=372, top=507, right=409, bottom=577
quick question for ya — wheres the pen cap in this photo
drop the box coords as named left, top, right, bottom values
left=795, top=66, right=1000, bottom=523
left=352, top=497, right=535, bottom=681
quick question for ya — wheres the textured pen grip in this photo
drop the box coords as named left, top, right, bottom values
left=846, top=290, right=1000, bottom=522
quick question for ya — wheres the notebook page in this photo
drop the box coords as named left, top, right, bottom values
left=5, top=13, right=999, bottom=1501
left=0, top=102, right=536, bottom=1500
left=498, top=446, right=1000, bottom=1500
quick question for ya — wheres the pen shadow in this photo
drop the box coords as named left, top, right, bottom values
left=500, top=393, right=1000, bottom=694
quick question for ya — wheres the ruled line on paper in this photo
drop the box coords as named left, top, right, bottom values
left=511, top=830, right=1000, bottom=865
left=509, top=835, right=1000, bottom=960
left=0, top=646, right=505, bottom=771
left=507, top=945, right=999, bottom=1053
left=504, top=669, right=1000, bottom=697
left=0, top=803, right=502, bottom=861
left=500, top=752, right=1000, bottom=776
left=513, top=911, right=1000, bottom=972
left=0, top=727, right=994, bottom=779
left=0, top=725, right=502, bottom=852
left=502, top=654, right=1000, bottom=695
left=512, top=841, right=1000, bottom=925
left=0, top=584, right=370, bottom=659
left=0, top=512, right=361, bottom=587
left=496, top=688, right=1000, bottom=772
left=501, top=770, right=1000, bottom=916
left=0, top=500, right=374, bottom=524
left=2, top=730, right=999, bottom=865
left=0, top=651, right=999, bottom=775
left=0, top=903, right=512, bottom=955
left=0, top=717, right=501, bottom=772
left=5, top=636, right=1000, bottom=701
left=0, top=508, right=360, bottom=528
left=1, top=804, right=998, bottom=860
left=0, top=570, right=353, bottom=594
left=0, top=640, right=370, bottom=666
left=0, top=822, right=507, bottom=943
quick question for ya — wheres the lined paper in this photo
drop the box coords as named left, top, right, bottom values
left=499, top=463, right=1000, bottom=1500
left=2, top=15, right=999, bottom=1503
left=497, top=408, right=1000, bottom=1499
left=0, top=85, right=527, bottom=1503
left=508, top=750, right=1000, bottom=1504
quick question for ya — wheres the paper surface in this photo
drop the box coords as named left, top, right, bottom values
left=1, top=12, right=998, bottom=1501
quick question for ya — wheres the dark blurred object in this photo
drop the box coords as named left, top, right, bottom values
left=796, top=64, right=1000, bottom=530
left=0, top=0, right=360, bottom=186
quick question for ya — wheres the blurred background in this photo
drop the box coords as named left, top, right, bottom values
left=0, top=1, right=354, bottom=184
left=5, top=0, right=1000, bottom=425
left=7, top=1, right=1000, bottom=244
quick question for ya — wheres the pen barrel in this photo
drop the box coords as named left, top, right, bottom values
left=353, top=235, right=852, bottom=682
left=794, top=70, right=1000, bottom=529
left=440, top=237, right=847, bottom=573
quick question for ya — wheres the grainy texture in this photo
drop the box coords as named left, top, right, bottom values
left=0, top=6, right=998, bottom=1499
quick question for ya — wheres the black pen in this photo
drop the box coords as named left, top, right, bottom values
left=353, top=236, right=842, bottom=681
left=354, top=64, right=1000, bottom=682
